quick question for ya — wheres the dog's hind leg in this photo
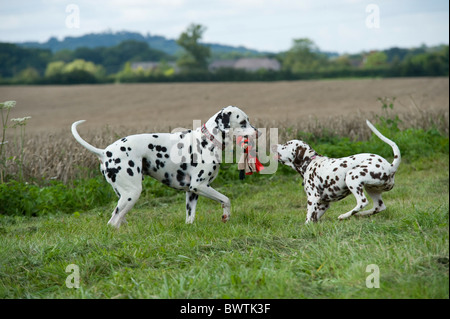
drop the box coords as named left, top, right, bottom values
left=355, top=190, right=386, bottom=217
left=338, top=171, right=370, bottom=220
left=107, top=183, right=142, bottom=229
left=185, top=191, right=199, bottom=224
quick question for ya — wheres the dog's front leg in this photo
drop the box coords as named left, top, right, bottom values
left=305, top=196, right=321, bottom=224
left=305, top=204, right=317, bottom=224
left=190, top=185, right=231, bottom=222
left=185, top=191, right=199, bottom=224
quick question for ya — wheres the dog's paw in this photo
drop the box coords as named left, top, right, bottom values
left=107, top=218, right=122, bottom=229
left=107, top=222, right=121, bottom=229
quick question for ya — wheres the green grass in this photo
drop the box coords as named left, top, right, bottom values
left=0, top=155, right=448, bottom=299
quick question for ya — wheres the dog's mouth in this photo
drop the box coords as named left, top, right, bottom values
left=272, top=151, right=284, bottom=162
left=234, top=126, right=260, bottom=137
left=271, top=145, right=281, bottom=161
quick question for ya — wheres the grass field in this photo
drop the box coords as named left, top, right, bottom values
left=0, top=155, right=448, bottom=299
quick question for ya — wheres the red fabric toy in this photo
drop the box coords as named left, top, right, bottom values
left=237, top=135, right=264, bottom=179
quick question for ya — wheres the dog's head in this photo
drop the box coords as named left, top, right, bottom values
left=271, top=140, right=317, bottom=174
left=214, top=106, right=260, bottom=137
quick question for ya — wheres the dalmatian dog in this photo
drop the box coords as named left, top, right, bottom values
left=71, top=106, right=259, bottom=228
left=272, top=120, right=401, bottom=224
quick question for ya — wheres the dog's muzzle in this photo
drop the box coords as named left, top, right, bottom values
left=252, top=126, right=262, bottom=138
left=270, top=145, right=281, bottom=160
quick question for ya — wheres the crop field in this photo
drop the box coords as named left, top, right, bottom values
left=0, top=77, right=448, bottom=300
left=2, top=77, right=448, bottom=134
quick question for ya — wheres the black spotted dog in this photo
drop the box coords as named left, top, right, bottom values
left=72, top=106, right=259, bottom=228
left=272, top=120, right=401, bottom=224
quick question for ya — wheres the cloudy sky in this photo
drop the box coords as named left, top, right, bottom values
left=0, top=0, right=448, bottom=53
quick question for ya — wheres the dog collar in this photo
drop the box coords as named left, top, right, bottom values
left=201, top=124, right=223, bottom=150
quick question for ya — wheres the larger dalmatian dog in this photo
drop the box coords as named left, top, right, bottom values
left=72, top=106, right=259, bottom=228
left=272, top=120, right=401, bottom=224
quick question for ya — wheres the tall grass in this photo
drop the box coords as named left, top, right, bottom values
left=1, top=104, right=448, bottom=184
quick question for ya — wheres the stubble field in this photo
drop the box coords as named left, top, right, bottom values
left=2, top=77, right=448, bottom=134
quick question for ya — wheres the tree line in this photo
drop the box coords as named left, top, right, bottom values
left=0, top=24, right=448, bottom=84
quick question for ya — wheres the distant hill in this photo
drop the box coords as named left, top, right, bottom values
left=17, top=30, right=267, bottom=57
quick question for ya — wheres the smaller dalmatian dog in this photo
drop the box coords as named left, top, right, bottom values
left=272, top=120, right=401, bottom=224
left=72, top=106, right=259, bottom=228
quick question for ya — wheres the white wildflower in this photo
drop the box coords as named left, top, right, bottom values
left=1, top=101, right=16, bottom=109
left=10, top=116, right=32, bottom=127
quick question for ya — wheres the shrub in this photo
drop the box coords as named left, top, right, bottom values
left=0, top=177, right=113, bottom=216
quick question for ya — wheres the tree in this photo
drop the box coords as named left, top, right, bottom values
left=45, top=61, right=65, bottom=77
left=176, top=24, right=211, bottom=72
left=14, top=67, right=40, bottom=84
left=364, top=51, right=388, bottom=69
left=63, top=59, right=105, bottom=78
left=332, top=55, right=353, bottom=69
left=0, top=43, right=50, bottom=78
left=44, top=59, right=105, bottom=83
left=399, top=46, right=449, bottom=76
left=97, top=40, right=170, bottom=74
left=281, top=38, right=328, bottom=73
left=52, top=49, right=75, bottom=63
left=439, top=45, right=449, bottom=75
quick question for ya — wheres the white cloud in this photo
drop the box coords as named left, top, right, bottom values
left=0, top=15, right=21, bottom=31
left=0, top=0, right=448, bottom=52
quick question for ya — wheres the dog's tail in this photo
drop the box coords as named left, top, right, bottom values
left=71, top=120, right=104, bottom=158
left=366, top=120, right=401, bottom=173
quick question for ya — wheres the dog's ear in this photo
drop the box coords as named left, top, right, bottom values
left=215, top=110, right=231, bottom=132
left=293, top=146, right=307, bottom=166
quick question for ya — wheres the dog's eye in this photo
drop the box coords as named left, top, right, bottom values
left=239, top=120, right=246, bottom=126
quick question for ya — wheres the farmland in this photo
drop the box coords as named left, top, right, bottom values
left=2, top=77, right=448, bottom=134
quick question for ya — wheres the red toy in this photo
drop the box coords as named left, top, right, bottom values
left=237, top=135, right=264, bottom=179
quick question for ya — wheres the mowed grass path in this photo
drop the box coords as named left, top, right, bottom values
left=0, top=156, right=448, bottom=299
